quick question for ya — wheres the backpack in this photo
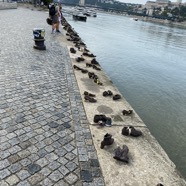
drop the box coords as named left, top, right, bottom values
left=49, top=5, right=55, bottom=16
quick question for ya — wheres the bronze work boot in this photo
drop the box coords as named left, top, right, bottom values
left=100, top=133, right=114, bottom=149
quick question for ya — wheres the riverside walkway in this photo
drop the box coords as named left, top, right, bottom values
left=0, top=7, right=104, bottom=186
left=0, top=6, right=186, bottom=186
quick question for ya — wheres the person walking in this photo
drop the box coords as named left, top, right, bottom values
left=55, top=5, right=61, bottom=33
left=48, top=3, right=60, bottom=33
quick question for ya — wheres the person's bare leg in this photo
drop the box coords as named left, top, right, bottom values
left=52, top=23, right=56, bottom=33
left=56, top=22, right=60, bottom=32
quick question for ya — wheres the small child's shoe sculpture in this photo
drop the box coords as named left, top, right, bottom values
left=122, top=110, right=133, bottom=115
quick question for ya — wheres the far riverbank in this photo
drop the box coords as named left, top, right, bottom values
left=97, top=9, right=186, bottom=29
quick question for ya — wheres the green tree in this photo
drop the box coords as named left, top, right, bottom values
left=171, top=7, right=180, bottom=16
left=42, top=0, right=52, bottom=6
left=161, top=11, right=168, bottom=17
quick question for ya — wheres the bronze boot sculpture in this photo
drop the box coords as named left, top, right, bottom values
left=100, top=133, right=114, bottom=149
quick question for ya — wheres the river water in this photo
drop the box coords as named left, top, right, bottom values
left=64, top=11, right=186, bottom=179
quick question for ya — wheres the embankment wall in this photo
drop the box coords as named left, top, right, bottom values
left=0, top=2, right=17, bottom=10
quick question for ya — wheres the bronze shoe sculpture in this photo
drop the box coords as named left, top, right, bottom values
left=84, top=95, right=97, bottom=103
left=122, top=126, right=142, bottom=137
left=113, top=94, right=121, bottom=100
left=86, top=63, right=93, bottom=67
left=92, top=65, right=101, bottom=71
left=103, top=90, right=113, bottom=97
left=113, top=145, right=129, bottom=163
left=91, top=58, right=100, bottom=65
left=73, top=65, right=82, bottom=70
left=70, top=47, right=76, bottom=54
left=94, top=114, right=107, bottom=123
left=84, top=91, right=95, bottom=97
left=100, top=133, right=114, bottom=149
left=76, top=56, right=85, bottom=62
left=81, top=69, right=88, bottom=74
left=122, top=110, right=133, bottom=115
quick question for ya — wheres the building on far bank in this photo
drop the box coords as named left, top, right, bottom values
left=79, top=0, right=85, bottom=6
left=145, top=0, right=169, bottom=9
left=156, top=0, right=168, bottom=2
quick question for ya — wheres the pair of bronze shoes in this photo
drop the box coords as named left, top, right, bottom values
left=84, top=91, right=96, bottom=103
left=76, top=56, right=85, bottom=62
left=70, top=47, right=76, bottom=54
left=86, top=63, right=101, bottom=71
left=73, top=65, right=88, bottom=74
left=94, top=78, right=103, bottom=85
left=88, top=72, right=103, bottom=85
left=94, top=114, right=112, bottom=127
left=91, top=58, right=100, bottom=66
left=102, top=91, right=121, bottom=100
left=122, top=126, right=142, bottom=137
left=100, top=133, right=129, bottom=163
left=84, top=91, right=95, bottom=97
left=88, top=72, right=98, bottom=79
left=113, top=94, right=121, bottom=100
left=122, top=109, right=133, bottom=115
left=103, top=90, right=113, bottom=97
left=84, top=95, right=97, bottom=103
left=83, top=52, right=96, bottom=57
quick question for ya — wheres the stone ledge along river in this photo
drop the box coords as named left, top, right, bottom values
left=64, top=9, right=186, bottom=179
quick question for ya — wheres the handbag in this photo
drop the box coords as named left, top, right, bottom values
left=46, top=17, right=52, bottom=25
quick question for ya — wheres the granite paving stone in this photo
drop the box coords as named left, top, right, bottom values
left=48, top=161, right=61, bottom=170
left=64, top=173, right=79, bottom=185
left=28, top=173, right=44, bottom=185
left=57, top=157, right=68, bottom=165
left=0, top=6, right=105, bottom=186
left=0, top=169, right=11, bottom=180
left=35, top=157, right=49, bottom=167
left=16, top=170, right=30, bottom=180
left=80, top=170, right=93, bottom=182
left=0, top=181, right=9, bottom=186
left=8, top=162, right=22, bottom=174
left=17, top=180, right=31, bottom=186
left=0, top=159, right=10, bottom=170
left=65, top=152, right=76, bottom=160
left=7, top=154, right=21, bottom=164
left=0, top=150, right=11, bottom=159
left=40, top=178, right=53, bottom=186
left=40, top=167, right=52, bottom=176
left=27, top=163, right=42, bottom=175
left=49, top=170, right=64, bottom=182
left=54, top=180, right=69, bottom=186
left=6, top=175, right=19, bottom=185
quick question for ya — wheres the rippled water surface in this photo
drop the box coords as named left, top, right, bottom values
left=64, top=11, right=186, bottom=179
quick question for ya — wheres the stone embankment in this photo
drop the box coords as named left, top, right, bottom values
left=130, top=15, right=186, bottom=29
left=62, top=16, right=186, bottom=186
left=98, top=9, right=186, bottom=29
left=0, top=2, right=17, bottom=10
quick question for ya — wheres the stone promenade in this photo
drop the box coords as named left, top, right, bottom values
left=0, top=7, right=104, bottom=186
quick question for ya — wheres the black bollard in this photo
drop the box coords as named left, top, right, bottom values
left=33, top=28, right=46, bottom=50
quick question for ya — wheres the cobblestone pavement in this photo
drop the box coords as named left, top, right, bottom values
left=0, top=7, right=105, bottom=186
